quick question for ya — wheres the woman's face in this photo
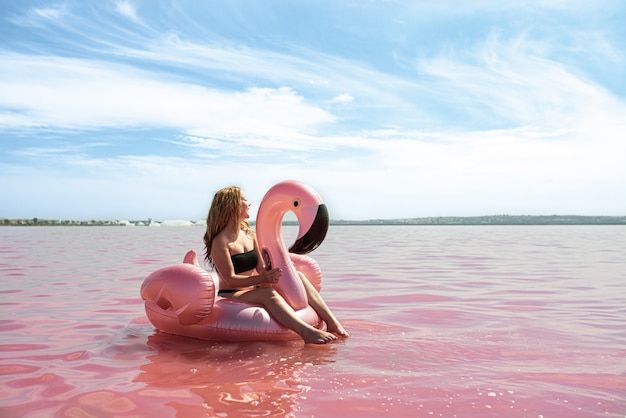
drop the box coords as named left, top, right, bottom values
left=240, top=194, right=251, bottom=220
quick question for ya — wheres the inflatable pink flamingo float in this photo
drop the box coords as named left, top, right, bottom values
left=140, top=180, right=330, bottom=341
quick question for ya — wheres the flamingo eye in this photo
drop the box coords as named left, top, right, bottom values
left=293, top=198, right=301, bottom=208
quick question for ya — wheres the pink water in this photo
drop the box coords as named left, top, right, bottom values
left=1, top=225, right=625, bottom=417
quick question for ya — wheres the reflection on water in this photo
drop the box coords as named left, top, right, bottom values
left=135, top=333, right=337, bottom=417
left=1, top=225, right=625, bottom=417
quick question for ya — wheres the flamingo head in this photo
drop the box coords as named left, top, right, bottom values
left=289, top=200, right=328, bottom=254
left=257, top=180, right=329, bottom=255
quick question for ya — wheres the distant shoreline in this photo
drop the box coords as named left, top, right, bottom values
left=327, top=215, right=626, bottom=226
left=2, top=215, right=625, bottom=227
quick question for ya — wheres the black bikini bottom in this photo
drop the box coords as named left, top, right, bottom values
left=218, top=289, right=238, bottom=296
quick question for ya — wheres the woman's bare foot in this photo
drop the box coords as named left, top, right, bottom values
left=327, top=321, right=350, bottom=338
left=302, top=328, right=337, bottom=344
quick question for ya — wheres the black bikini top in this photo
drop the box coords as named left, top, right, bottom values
left=230, top=250, right=259, bottom=274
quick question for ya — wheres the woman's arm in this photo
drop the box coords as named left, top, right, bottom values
left=251, top=230, right=267, bottom=273
left=211, top=234, right=280, bottom=289
left=251, top=230, right=275, bottom=288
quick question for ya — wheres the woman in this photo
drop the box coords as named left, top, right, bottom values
left=203, top=186, right=349, bottom=344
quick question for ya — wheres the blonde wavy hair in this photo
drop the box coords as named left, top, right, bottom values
left=203, top=186, right=251, bottom=267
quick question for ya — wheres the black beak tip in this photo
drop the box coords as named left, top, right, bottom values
left=288, top=204, right=329, bottom=254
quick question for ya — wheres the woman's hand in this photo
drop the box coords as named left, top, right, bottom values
left=260, top=268, right=281, bottom=285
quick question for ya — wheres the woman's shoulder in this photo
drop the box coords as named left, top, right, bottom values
left=247, top=228, right=257, bottom=240
left=212, top=228, right=231, bottom=247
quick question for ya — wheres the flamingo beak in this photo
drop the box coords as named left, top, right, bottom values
left=288, top=204, right=329, bottom=254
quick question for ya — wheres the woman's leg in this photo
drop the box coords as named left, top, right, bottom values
left=233, top=287, right=337, bottom=344
left=298, top=272, right=349, bottom=338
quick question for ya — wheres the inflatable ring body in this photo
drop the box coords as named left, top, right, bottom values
left=140, top=180, right=328, bottom=341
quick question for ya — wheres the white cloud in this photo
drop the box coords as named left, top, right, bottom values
left=7, top=4, right=69, bottom=27
left=0, top=53, right=335, bottom=142
left=406, top=0, right=616, bottom=14
left=6, top=114, right=623, bottom=221
left=114, top=1, right=140, bottom=22
left=417, top=31, right=626, bottom=130
left=105, top=33, right=430, bottom=128
left=327, top=93, right=354, bottom=104
left=34, top=6, right=66, bottom=19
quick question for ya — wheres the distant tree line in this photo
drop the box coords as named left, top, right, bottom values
left=2, top=214, right=625, bottom=227
left=329, top=215, right=626, bottom=225
left=1, top=218, right=141, bottom=226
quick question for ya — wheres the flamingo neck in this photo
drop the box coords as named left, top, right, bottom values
left=257, top=206, right=308, bottom=310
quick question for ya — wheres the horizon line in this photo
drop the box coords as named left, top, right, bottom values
left=2, top=214, right=625, bottom=226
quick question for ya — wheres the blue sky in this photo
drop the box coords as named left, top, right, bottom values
left=1, top=0, right=625, bottom=221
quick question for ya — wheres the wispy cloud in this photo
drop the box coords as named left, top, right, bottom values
left=33, top=6, right=67, bottom=20
left=114, top=0, right=140, bottom=22
left=0, top=53, right=334, bottom=138
left=417, top=31, right=626, bottom=129
left=7, top=3, right=69, bottom=27
left=327, top=93, right=354, bottom=105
